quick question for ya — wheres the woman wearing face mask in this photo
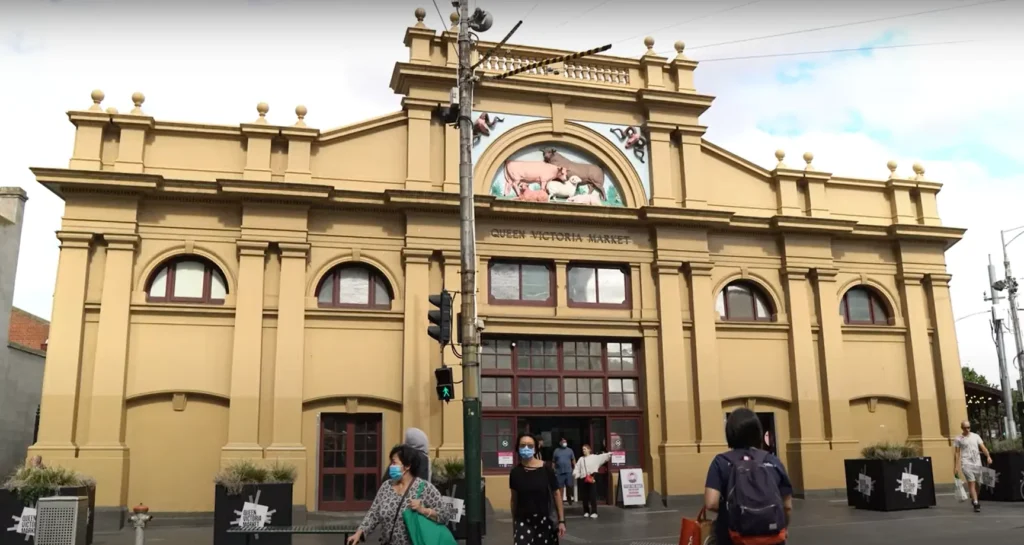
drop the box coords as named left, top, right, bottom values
left=572, top=444, right=611, bottom=519
left=348, top=445, right=454, bottom=545
left=510, top=433, right=566, bottom=545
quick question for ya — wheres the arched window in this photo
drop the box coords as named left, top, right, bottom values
left=840, top=286, right=891, bottom=325
left=715, top=281, right=774, bottom=322
left=146, top=256, right=228, bottom=304
left=317, top=264, right=393, bottom=309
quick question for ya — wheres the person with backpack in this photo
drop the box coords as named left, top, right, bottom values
left=704, top=409, right=793, bottom=545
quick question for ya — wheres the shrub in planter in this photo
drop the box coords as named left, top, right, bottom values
left=213, top=460, right=297, bottom=545
left=0, top=464, right=96, bottom=545
left=843, top=442, right=936, bottom=512
left=977, top=438, right=1024, bottom=502
left=430, top=458, right=485, bottom=539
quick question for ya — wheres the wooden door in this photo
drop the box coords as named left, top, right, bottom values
left=319, top=414, right=382, bottom=511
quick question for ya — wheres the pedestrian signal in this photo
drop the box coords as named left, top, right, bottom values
left=435, top=367, right=455, bottom=402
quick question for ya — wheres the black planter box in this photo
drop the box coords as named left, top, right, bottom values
left=978, top=452, right=1024, bottom=502
left=844, top=457, right=936, bottom=512
left=214, top=483, right=293, bottom=545
left=441, top=479, right=486, bottom=540
left=0, top=485, right=96, bottom=545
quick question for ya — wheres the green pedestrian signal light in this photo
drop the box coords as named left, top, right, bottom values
left=428, top=291, right=453, bottom=346
left=435, top=367, right=455, bottom=403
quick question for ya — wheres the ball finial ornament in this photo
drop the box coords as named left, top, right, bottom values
left=414, top=7, right=426, bottom=22
left=644, top=36, right=655, bottom=50
left=887, top=160, right=898, bottom=174
left=674, top=41, right=685, bottom=54
left=775, top=149, right=786, bottom=162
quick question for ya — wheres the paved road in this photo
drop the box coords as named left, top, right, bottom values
left=95, top=495, right=1023, bottom=545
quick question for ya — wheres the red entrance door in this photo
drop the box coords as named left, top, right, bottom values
left=319, top=414, right=382, bottom=511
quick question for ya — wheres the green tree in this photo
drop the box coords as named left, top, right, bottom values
left=962, top=366, right=991, bottom=387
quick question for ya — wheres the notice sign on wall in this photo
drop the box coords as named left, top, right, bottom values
left=611, top=435, right=625, bottom=466
left=619, top=469, right=645, bottom=506
left=499, top=438, right=514, bottom=467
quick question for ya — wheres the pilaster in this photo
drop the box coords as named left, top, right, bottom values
left=241, top=111, right=279, bottom=182
left=112, top=109, right=155, bottom=174
left=781, top=266, right=833, bottom=492
left=639, top=40, right=667, bottom=90
left=554, top=259, right=569, bottom=316
left=811, top=268, right=854, bottom=444
left=685, top=261, right=725, bottom=448
left=443, top=123, right=460, bottom=194
left=678, top=127, right=707, bottom=208
left=926, top=273, right=968, bottom=437
left=404, top=98, right=435, bottom=191
left=803, top=165, right=832, bottom=219
left=31, top=231, right=94, bottom=461
left=771, top=157, right=804, bottom=216
left=283, top=111, right=319, bottom=183
left=403, top=15, right=435, bottom=65
left=669, top=43, right=697, bottom=93
left=223, top=241, right=269, bottom=460
left=79, top=233, right=137, bottom=508
left=267, top=242, right=310, bottom=501
left=653, top=261, right=700, bottom=495
left=438, top=252, right=464, bottom=458
left=646, top=123, right=676, bottom=207
left=68, top=96, right=110, bottom=171
left=887, top=177, right=918, bottom=224
left=896, top=272, right=947, bottom=457
left=402, top=248, right=433, bottom=431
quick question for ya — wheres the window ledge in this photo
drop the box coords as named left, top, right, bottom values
left=841, top=324, right=907, bottom=334
left=130, top=302, right=236, bottom=315
left=715, top=321, right=790, bottom=331
left=305, top=309, right=404, bottom=321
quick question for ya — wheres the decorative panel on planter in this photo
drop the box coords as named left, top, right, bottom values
left=844, top=457, right=936, bottom=512
left=214, top=483, right=293, bottom=545
left=977, top=452, right=1024, bottom=502
left=0, top=485, right=96, bottom=545
left=442, top=479, right=486, bottom=540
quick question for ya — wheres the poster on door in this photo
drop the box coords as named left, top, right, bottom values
left=610, top=434, right=626, bottom=466
left=619, top=469, right=645, bottom=506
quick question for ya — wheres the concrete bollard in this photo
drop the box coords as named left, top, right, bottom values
left=129, top=504, right=152, bottom=545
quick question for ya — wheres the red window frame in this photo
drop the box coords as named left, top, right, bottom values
left=566, top=263, right=631, bottom=309
left=487, top=260, right=555, bottom=306
left=316, top=265, right=393, bottom=310
left=717, top=281, right=775, bottom=322
left=145, top=256, right=227, bottom=305
left=840, top=286, right=891, bottom=325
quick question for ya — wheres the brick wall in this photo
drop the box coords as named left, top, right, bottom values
left=8, top=307, right=48, bottom=352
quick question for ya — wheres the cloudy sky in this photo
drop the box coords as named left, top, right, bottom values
left=2, top=0, right=1022, bottom=385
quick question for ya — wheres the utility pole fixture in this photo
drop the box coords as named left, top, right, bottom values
left=451, top=4, right=615, bottom=543
left=1000, top=229, right=1024, bottom=397
left=986, top=255, right=1017, bottom=439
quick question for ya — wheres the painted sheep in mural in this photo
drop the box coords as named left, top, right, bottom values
left=541, top=148, right=608, bottom=201
left=514, top=182, right=551, bottom=202
left=502, top=160, right=568, bottom=196
left=566, top=184, right=604, bottom=205
left=546, top=176, right=583, bottom=200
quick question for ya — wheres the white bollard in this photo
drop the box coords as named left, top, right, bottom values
left=129, top=504, right=152, bottom=545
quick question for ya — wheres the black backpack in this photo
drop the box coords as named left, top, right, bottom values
left=724, top=449, right=787, bottom=545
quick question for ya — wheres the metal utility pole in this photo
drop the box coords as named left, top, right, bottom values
left=455, top=1, right=483, bottom=544
left=987, top=256, right=1017, bottom=438
left=1001, top=230, right=1024, bottom=392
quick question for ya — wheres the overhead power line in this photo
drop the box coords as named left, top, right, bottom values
left=614, top=0, right=763, bottom=46
left=692, top=39, right=977, bottom=63
left=554, top=0, right=616, bottom=29
left=659, top=0, right=1006, bottom=55
left=430, top=0, right=447, bottom=30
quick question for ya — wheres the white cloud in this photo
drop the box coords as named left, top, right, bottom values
left=1, top=0, right=1020, bottom=389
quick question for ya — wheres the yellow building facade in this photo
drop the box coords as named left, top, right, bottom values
left=29, top=11, right=968, bottom=515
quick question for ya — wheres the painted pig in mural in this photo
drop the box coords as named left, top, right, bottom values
left=541, top=149, right=607, bottom=201
left=514, top=182, right=551, bottom=202
left=502, top=160, right=568, bottom=196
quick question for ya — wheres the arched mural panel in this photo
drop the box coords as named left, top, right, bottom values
left=489, top=143, right=626, bottom=207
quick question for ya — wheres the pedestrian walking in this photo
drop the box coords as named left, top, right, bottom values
left=572, top=444, right=611, bottom=518
left=954, top=419, right=993, bottom=513
left=552, top=438, right=576, bottom=505
left=704, top=408, right=792, bottom=545
left=350, top=445, right=453, bottom=545
left=510, top=433, right=566, bottom=545
left=383, top=427, right=432, bottom=484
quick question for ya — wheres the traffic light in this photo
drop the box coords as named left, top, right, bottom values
left=435, top=366, right=455, bottom=402
left=428, top=291, right=453, bottom=346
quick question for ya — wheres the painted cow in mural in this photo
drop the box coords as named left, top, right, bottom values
left=514, top=182, right=551, bottom=202
left=502, top=160, right=568, bottom=196
left=541, top=148, right=607, bottom=201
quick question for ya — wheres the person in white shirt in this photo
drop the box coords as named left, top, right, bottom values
left=954, top=419, right=992, bottom=512
left=572, top=445, right=611, bottom=519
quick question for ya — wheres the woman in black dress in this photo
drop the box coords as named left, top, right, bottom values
left=510, top=433, right=566, bottom=545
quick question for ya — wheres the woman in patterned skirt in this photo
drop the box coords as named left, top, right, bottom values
left=348, top=445, right=454, bottom=545
left=510, top=433, right=566, bottom=545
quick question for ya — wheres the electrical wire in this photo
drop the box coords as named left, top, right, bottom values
left=658, top=0, right=1007, bottom=54
left=614, top=0, right=763, bottom=46
left=690, top=38, right=978, bottom=63
left=431, top=0, right=448, bottom=31
left=552, top=0, right=616, bottom=30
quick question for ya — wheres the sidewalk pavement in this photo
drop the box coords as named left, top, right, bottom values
left=94, top=495, right=1024, bottom=545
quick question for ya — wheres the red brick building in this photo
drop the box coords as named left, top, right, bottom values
left=8, top=307, right=49, bottom=354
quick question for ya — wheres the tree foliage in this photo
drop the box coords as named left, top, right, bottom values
left=962, top=366, right=991, bottom=387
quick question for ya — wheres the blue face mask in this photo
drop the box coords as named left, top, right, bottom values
left=388, top=464, right=404, bottom=480
left=519, top=447, right=535, bottom=460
